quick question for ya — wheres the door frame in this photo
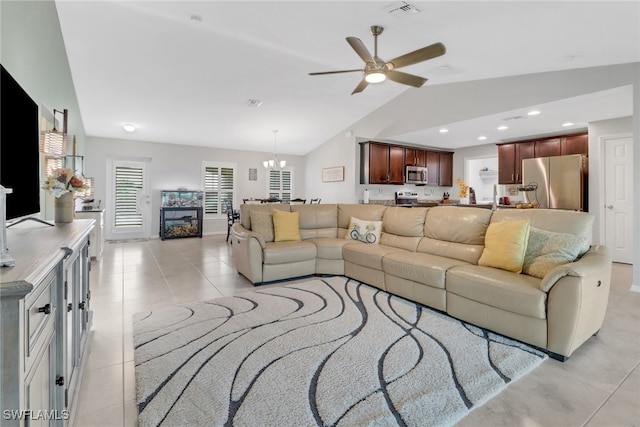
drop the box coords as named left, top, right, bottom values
left=599, top=133, right=633, bottom=263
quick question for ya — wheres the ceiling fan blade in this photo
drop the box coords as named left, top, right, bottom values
left=309, top=69, right=362, bottom=76
left=351, top=79, right=369, bottom=95
left=387, top=42, right=446, bottom=69
left=386, top=70, right=427, bottom=88
left=346, top=37, right=375, bottom=64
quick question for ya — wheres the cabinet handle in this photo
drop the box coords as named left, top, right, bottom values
left=55, top=376, right=65, bottom=386
left=79, top=301, right=86, bottom=310
left=38, top=303, right=52, bottom=315
left=511, top=173, right=514, bottom=181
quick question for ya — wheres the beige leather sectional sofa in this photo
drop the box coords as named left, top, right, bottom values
left=230, top=203, right=611, bottom=361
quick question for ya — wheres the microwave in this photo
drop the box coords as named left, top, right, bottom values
left=405, top=166, right=428, bottom=185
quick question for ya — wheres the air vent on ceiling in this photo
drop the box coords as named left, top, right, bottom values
left=502, top=115, right=526, bottom=121
left=246, top=99, right=263, bottom=108
left=384, top=1, right=421, bottom=17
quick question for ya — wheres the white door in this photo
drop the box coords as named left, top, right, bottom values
left=604, top=135, right=633, bottom=264
left=107, top=159, right=151, bottom=240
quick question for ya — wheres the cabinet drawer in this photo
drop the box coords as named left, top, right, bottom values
left=25, top=268, right=57, bottom=362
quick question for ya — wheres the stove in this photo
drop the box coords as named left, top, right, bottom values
left=395, top=191, right=419, bottom=206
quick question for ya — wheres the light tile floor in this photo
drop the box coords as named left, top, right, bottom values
left=74, top=235, right=640, bottom=426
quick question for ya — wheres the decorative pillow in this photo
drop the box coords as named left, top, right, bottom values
left=346, top=217, right=382, bottom=244
left=251, top=210, right=274, bottom=242
left=272, top=210, right=301, bottom=242
left=523, top=227, right=589, bottom=278
left=478, top=220, right=531, bottom=273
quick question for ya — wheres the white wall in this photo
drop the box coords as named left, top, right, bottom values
left=85, top=137, right=305, bottom=239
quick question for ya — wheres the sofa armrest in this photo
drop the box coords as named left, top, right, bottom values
left=230, top=223, right=266, bottom=284
left=540, top=245, right=611, bottom=292
left=231, top=223, right=266, bottom=249
left=545, top=245, right=612, bottom=358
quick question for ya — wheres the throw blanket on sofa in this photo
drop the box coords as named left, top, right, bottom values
left=133, top=276, right=546, bottom=426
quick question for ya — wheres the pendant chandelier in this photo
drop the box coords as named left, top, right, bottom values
left=263, top=129, right=286, bottom=169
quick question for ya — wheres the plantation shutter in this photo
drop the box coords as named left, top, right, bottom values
left=268, top=170, right=292, bottom=202
left=204, top=165, right=235, bottom=215
left=114, top=165, right=143, bottom=228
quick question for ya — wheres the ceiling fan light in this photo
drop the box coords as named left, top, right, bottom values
left=365, top=70, right=386, bottom=83
left=279, top=160, right=286, bottom=168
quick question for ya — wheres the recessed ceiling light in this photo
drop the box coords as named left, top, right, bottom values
left=439, top=128, right=449, bottom=133
left=123, top=124, right=136, bottom=132
left=562, top=122, right=574, bottom=127
left=478, top=136, right=487, bottom=140
left=527, top=110, right=541, bottom=116
left=497, top=125, right=508, bottom=130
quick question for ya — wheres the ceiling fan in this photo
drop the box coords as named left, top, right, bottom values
left=309, top=26, right=446, bottom=95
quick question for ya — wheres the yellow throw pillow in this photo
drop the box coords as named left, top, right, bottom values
left=272, top=210, right=301, bottom=242
left=478, top=220, right=531, bottom=273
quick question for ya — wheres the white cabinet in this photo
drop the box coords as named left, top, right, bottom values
left=75, top=210, right=104, bottom=261
left=1, top=220, right=94, bottom=426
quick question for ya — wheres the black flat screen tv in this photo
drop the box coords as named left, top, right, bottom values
left=1, top=64, right=41, bottom=221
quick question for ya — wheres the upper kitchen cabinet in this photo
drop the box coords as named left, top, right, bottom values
left=498, top=141, right=535, bottom=184
left=424, top=151, right=453, bottom=187
left=534, top=138, right=561, bottom=157
left=498, top=132, right=588, bottom=184
left=405, top=148, right=426, bottom=167
left=561, top=133, right=589, bottom=155
left=438, top=152, right=453, bottom=187
left=360, top=141, right=405, bottom=185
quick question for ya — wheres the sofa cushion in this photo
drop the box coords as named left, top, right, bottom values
left=346, top=217, right=382, bottom=244
left=272, top=210, right=301, bottom=242
left=338, top=204, right=387, bottom=235
left=291, top=204, right=339, bottom=239
left=240, top=203, right=290, bottom=229
left=263, top=241, right=316, bottom=264
left=383, top=252, right=469, bottom=290
left=250, top=210, right=274, bottom=242
left=309, top=238, right=356, bottom=260
left=478, top=219, right=530, bottom=273
left=447, top=265, right=546, bottom=319
left=419, top=206, right=492, bottom=264
left=523, top=227, right=589, bottom=278
left=490, top=209, right=593, bottom=256
left=343, top=243, right=405, bottom=270
left=382, top=207, right=428, bottom=237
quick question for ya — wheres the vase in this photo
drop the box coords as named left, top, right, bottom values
left=459, top=197, right=469, bottom=205
left=54, top=192, right=74, bottom=223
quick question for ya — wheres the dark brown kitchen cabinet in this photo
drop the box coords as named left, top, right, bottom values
left=424, top=150, right=453, bottom=186
left=562, top=134, right=588, bottom=155
left=405, top=148, right=426, bottom=167
left=497, top=132, right=587, bottom=184
left=497, top=141, right=534, bottom=184
left=360, top=142, right=405, bottom=184
left=438, top=151, right=453, bottom=186
left=534, top=138, right=561, bottom=157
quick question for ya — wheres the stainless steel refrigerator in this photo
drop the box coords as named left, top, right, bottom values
left=521, top=154, right=588, bottom=211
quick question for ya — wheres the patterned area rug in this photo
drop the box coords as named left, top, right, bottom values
left=133, top=276, right=546, bottom=426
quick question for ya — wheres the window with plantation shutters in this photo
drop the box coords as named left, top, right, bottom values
left=267, top=169, right=292, bottom=203
left=44, top=157, right=63, bottom=177
left=114, top=165, right=144, bottom=227
left=202, top=162, right=236, bottom=216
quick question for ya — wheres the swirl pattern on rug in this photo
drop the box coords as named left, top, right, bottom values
left=133, top=276, right=546, bottom=426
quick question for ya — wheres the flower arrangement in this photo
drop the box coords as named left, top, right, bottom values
left=456, top=178, right=469, bottom=198
left=43, top=168, right=87, bottom=198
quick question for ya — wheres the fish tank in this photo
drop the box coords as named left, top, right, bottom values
left=161, top=190, right=203, bottom=207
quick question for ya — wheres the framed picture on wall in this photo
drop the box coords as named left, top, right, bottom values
left=322, top=166, right=344, bottom=182
left=249, top=168, right=257, bottom=181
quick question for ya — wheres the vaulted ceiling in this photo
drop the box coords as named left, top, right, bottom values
left=55, top=1, right=639, bottom=155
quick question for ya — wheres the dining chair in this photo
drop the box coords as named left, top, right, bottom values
left=290, top=198, right=306, bottom=205
left=261, top=198, right=282, bottom=204
left=225, top=200, right=240, bottom=242
left=309, top=198, right=321, bottom=204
